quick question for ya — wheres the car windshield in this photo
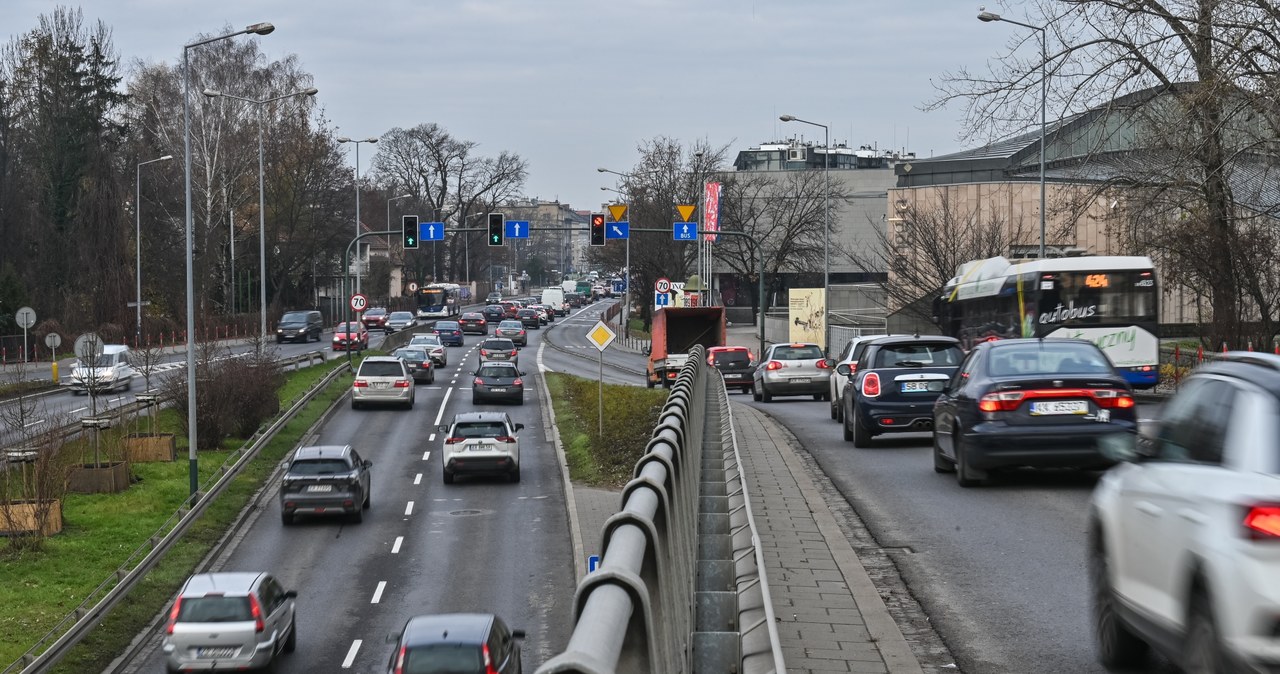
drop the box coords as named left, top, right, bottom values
left=771, top=345, right=824, bottom=360
left=988, top=344, right=1114, bottom=377
left=402, top=644, right=483, bottom=674
left=395, top=349, right=428, bottom=362
left=478, top=365, right=518, bottom=378
left=337, top=322, right=360, bottom=332
left=288, top=458, right=351, bottom=475
left=280, top=312, right=310, bottom=323
left=79, top=353, right=117, bottom=368
left=176, top=596, right=252, bottom=623
left=359, top=361, right=404, bottom=377
left=462, top=313, right=482, bottom=320
left=482, top=340, right=513, bottom=350
left=390, top=312, right=414, bottom=320
left=365, top=308, right=386, bottom=316
left=451, top=422, right=510, bottom=438
left=498, top=321, right=523, bottom=329
left=872, top=343, right=964, bottom=368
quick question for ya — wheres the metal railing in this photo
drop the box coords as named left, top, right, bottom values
left=3, top=353, right=343, bottom=674
left=537, top=346, right=785, bottom=673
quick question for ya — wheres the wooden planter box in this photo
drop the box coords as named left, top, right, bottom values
left=0, top=500, right=63, bottom=536
left=125, top=433, right=176, bottom=462
left=67, top=461, right=131, bottom=494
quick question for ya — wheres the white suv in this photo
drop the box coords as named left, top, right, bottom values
left=1089, top=352, right=1280, bottom=672
left=439, top=412, right=524, bottom=484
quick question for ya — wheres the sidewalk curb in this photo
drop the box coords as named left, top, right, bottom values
left=535, top=339, right=588, bottom=586
left=751, top=404, right=925, bottom=674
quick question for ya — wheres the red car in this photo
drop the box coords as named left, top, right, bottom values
left=361, top=307, right=388, bottom=330
left=458, top=312, right=489, bottom=335
left=500, top=301, right=521, bottom=318
left=332, top=321, right=369, bottom=351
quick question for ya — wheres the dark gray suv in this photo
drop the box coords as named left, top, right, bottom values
left=275, top=310, right=323, bottom=343
left=386, top=613, right=524, bottom=673
left=279, top=445, right=372, bottom=524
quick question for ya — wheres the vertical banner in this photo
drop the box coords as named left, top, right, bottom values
left=703, top=181, right=721, bottom=242
left=788, top=288, right=826, bottom=347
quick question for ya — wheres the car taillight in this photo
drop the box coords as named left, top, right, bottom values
left=474, top=378, right=484, bottom=386
left=249, top=594, right=264, bottom=633
left=480, top=349, right=490, bottom=356
left=979, top=391, right=1024, bottom=412
left=862, top=372, right=881, bottom=397
left=816, top=360, right=832, bottom=369
left=445, top=437, right=465, bottom=444
left=165, top=597, right=182, bottom=634
left=483, top=643, right=497, bottom=674
left=394, top=380, right=410, bottom=388
left=393, top=645, right=406, bottom=674
left=1091, top=388, right=1136, bottom=408
left=1244, top=505, right=1280, bottom=540
left=513, top=378, right=523, bottom=386
left=496, top=436, right=516, bottom=443
left=765, top=361, right=783, bottom=371
left=353, top=380, right=369, bottom=388
left=422, top=361, right=432, bottom=369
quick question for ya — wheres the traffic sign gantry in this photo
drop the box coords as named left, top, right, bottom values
left=350, top=293, right=368, bottom=312
left=420, top=221, right=446, bottom=241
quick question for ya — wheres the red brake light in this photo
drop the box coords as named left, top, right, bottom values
left=520, top=330, right=526, bottom=335
left=766, top=360, right=783, bottom=371
left=862, top=372, right=881, bottom=397
left=353, top=380, right=369, bottom=388
left=249, top=594, right=264, bottom=633
left=483, top=643, right=497, bottom=674
left=445, top=437, right=465, bottom=444
left=816, top=359, right=832, bottom=370
left=165, top=597, right=182, bottom=634
left=394, top=380, right=410, bottom=388
left=513, top=378, right=523, bottom=386
left=394, top=645, right=406, bottom=674
left=979, top=391, right=1024, bottom=412
left=474, top=378, right=484, bottom=386
left=1091, top=388, right=1135, bottom=408
left=1245, top=505, right=1280, bottom=540
left=495, top=436, right=516, bottom=443
left=480, top=349, right=490, bottom=356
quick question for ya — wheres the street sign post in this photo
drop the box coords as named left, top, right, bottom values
left=587, top=320, right=617, bottom=436
left=15, top=306, right=35, bottom=363
left=349, top=293, right=368, bottom=313
left=419, top=221, right=446, bottom=241
left=605, top=221, right=629, bottom=239
left=673, top=222, right=697, bottom=241
left=505, top=220, right=529, bottom=239
left=74, top=332, right=104, bottom=363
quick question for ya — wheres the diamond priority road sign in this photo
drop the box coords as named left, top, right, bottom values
left=587, top=321, right=617, bottom=352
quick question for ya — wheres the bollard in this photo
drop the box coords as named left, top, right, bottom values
left=1249, top=340, right=1254, bottom=352
left=1222, top=341, right=1227, bottom=354
left=1197, top=345, right=1203, bottom=363
left=52, top=361, right=59, bottom=384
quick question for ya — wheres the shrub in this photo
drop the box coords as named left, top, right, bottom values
left=162, top=343, right=284, bottom=450
left=555, top=374, right=668, bottom=485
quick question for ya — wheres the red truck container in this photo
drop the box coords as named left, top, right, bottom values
left=646, top=307, right=726, bottom=388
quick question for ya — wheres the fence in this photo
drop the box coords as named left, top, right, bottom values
left=537, top=346, right=784, bottom=673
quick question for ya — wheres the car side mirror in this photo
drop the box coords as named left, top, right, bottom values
left=385, top=632, right=400, bottom=644
left=520, top=371, right=527, bottom=377
left=515, top=423, right=525, bottom=431
left=283, top=590, right=298, bottom=599
left=835, top=363, right=852, bottom=376
left=512, top=629, right=527, bottom=639
left=364, top=460, right=373, bottom=468
left=438, top=424, right=448, bottom=433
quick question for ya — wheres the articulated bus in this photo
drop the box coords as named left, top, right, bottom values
left=416, top=283, right=465, bottom=318
left=935, top=256, right=1160, bottom=388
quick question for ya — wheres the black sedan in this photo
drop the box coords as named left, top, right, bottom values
left=516, top=308, right=542, bottom=330
left=392, top=347, right=436, bottom=384
left=472, top=362, right=525, bottom=405
left=459, top=312, right=489, bottom=335
left=931, top=338, right=1138, bottom=487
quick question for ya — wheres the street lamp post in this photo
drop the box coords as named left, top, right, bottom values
left=136, top=154, right=173, bottom=345
left=183, top=20, right=274, bottom=499
left=599, top=167, right=651, bottom=338
left=779, top=114, right=831, bottom=354
left=337, top=136, right=379, bottom=295
left=202, top=86, right=319, bottom=341
left=979, top=10, right=1048, bottom=260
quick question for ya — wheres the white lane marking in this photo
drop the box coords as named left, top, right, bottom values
left=423, top=451, right=431, bottom=462
left=342, top=639, right=362, bottom=668
left=391, top=536, right=403, bottom=554
left=370, top=581, right=386, bottom=604
left=429, top=433, right=436, bottom=442
left=414, top=473, right=422, bottom=485
left=23, top=418, right=47, bottom=429
left=432, top=387, right=453, bottom=427
left=404, top=501, right=415, bottom=516
left=537, top=339, right=548, bottom=373
left=70, top=406, right=87, bottom=414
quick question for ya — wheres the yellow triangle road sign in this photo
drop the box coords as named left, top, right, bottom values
left=676, top=204, right=697, bottom=222
left=608, top=204, right=628, bottom=222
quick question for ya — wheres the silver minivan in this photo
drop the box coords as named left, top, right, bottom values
left=162, top=571, right=297, bottom=672
left=69, top=344, right=135, bottom=394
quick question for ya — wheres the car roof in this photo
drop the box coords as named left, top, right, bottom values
left=401, top=613, right=494, bottom=647
left=1195, top=352, right=1280, bottom=399
left=360, top=356, right=401, bottom=364
left=181, top=572, right=265, bottom=596
left=450, top=411, right=511, bottom=424
left=292, top=445, right=353, bottom=460
left=866, top=335, right=960, bottom=347
left=436, top=320, right=459, bottom=326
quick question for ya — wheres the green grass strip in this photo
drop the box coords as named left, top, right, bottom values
left=544, top=372, right=667, bottom=488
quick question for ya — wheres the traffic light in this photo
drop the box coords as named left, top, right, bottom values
left=590, top=213, right=606, bottom=246
left=402, top=214, right=419, bottom=249
left=488, top=213, right=505, bottom=247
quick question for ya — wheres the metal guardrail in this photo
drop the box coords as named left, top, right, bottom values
left=537, top=345, right=785, bottom=674
left=3, top=353, right=344, bottom=674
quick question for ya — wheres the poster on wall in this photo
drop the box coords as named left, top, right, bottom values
left=788, top=288, right=826, bottom=348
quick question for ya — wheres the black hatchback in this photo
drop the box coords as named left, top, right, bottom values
left=386, top=613, right=524, bottom=674
left=836, top=335, right=964, bottom=447
left=931, top=338, right=1137, bottom=486
left=516, top=308, right=541, bottom=330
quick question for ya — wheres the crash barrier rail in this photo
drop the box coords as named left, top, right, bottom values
left=2, top=357, right=347, bottom=674
left=537, top=345, right=786, bottom=673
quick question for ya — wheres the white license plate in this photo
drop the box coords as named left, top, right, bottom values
left=488, top=387, right=507, bottom=392
left=790, top=377, right=811, bottom=384
left=723, top=373, right=744, bottom=379
left=1029, top=400, right=1089, bottom=415
left=198, top=647, right=235, bottom=658
left=374, top=382, right=391, bottom=389
left=306, top=485, right=332, bottom=493
left=901, top=381, right=931, bottom=393
left=466, top=444, right=486, bottom=452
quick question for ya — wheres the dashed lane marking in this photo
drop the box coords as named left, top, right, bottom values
left=370, top=581, right=386, bottom=604
left=391, top=537, right=403, bottom=554
left=341, top=640, right=361, bottom=668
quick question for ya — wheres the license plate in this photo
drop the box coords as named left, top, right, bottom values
left=374, top=382, right=391, bottom=389
left=466, top=444, right=485, bottom=452
left=901, top=381, right=931, bottom=393
left=723, top=373, right=744, bottom=379
left=489, top=387, right=507, bottom=392
left=1030, top=400, right=1089, bottom=415
left=306, top=485, right=332, bottom=493
left=790, top=377, right=811, bottom=384
left=198, top=647, right=235, bottom=658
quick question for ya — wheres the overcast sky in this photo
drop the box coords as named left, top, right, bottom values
left=4, top=0, right=1014, bottom=211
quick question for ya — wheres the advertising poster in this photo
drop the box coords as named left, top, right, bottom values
left=789, top=288, right=825, bottom=348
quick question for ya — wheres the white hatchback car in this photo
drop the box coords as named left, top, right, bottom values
left=1089, top=352, right=1280, bottom=673
left=439, top=412, right=524, bottom=484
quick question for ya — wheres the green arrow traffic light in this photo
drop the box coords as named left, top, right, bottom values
left=402, top=215, right=419, bottom=249
left=488, top=213, right=505, bottom=247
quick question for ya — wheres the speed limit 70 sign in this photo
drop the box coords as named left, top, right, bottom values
left=655, top=277, right=671, bottom=294
left=350, top=293, right=368, bottom=312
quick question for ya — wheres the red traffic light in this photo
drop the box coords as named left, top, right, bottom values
left=590, top=213, right=606, bottom=246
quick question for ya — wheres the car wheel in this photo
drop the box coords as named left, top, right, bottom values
left=812, top=393, right=823, bottom=401
left=350, top=508, right=363, bottom=524
left=830, top=398, right=838, bottom=420
left=1184, top=590, right=1227, bottom=674
left=852, top=405, right=873, bottom=447
left=752, top=384, right=761, bottom=401
left=954, top=430, right=984, bottom=488
left=276, top=337, right=283, bottom=344
left=363, top=488, right=371, bottom=510
left=428, top=372, right=435, bottom=384
left=281, top=511, right=293, bottom=526
left=1090, top=534, right=1148, bottom=669
left=510, top=465, right=521, bottom=483
left=443, top=470, right=454, bottom=485
left=405, top=398, right=414, bottom=410
left=761, top=386, right=773, bottom=403
left=647, top=377, right=656, bottom=389
left=283, top=616, right=297, bottom=653
left=932, top=430, right=955, bottom=473
left=350, top=401, right=360, bottom=410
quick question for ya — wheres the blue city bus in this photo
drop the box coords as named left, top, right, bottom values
left=935, top=256, right=1160, bottom=388
left=416, top=283, right=465, bottom=318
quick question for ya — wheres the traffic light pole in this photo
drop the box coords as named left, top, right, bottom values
left=343, top=228, right=396, bottom=370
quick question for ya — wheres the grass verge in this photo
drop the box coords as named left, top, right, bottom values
left=0, top=357, right=350, bottom=673
left=545, top=372, right=667, bottom=488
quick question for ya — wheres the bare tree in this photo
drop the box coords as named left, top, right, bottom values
left=928, top=0, right=1280, bottom=346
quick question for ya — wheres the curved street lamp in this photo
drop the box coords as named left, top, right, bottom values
left=780, top=114, right=831, bottom=354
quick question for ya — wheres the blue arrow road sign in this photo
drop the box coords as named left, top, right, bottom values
left=673, top=222, right=697, bottom=241
left=606, top=221, right=629, bottom=240
left=612, top=279, right=626, bottom=293
left=588, top=555, right=600, bottom=573
left=420, top=221, right=446, bottom=241
left=655, top=291, right=671, bottom=306
left=505, top=220, right=529, bottom=239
